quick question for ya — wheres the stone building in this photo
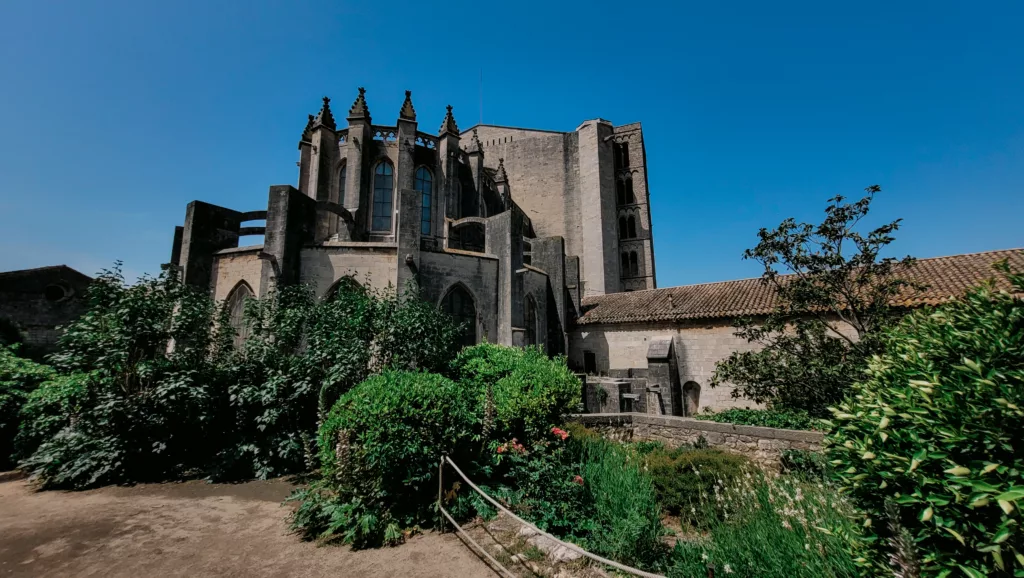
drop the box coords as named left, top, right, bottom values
left=170, top=89, right=656, bottom=352
left=0, top=265, right=92, bottom=357
left=570, top=249, right=1024, bottom=416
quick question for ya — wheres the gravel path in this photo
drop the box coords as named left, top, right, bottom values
left=0, top=472, right=499, bottom=578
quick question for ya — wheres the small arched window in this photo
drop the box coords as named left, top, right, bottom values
left=627, top=215, right=637, bottom=239
left=371, top=161, right=394, bottom=232
left=524, top=295, right=537, bottom=346
left=338, top=162, right=347, bottom=200
left=626, top=177, right=636, bottom=204
left=441, top=285, right=477, bottom=348
left=629, top=252, right=639, bottom=276
left=618, top=216, right=628, bottom=239
left=616, top=179, right=626, bottom=206
left=621, top=252, right=630, bottom=275
left=415, top=167, right=432, bottom=235
left=225, top=282, right=253, bottom=348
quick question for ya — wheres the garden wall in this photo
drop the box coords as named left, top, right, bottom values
left=572, top=413, right=824, bottom=468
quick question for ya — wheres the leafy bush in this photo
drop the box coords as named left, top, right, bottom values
left=827, top=261, right=1024, bottom=577
left=694, top=408, right=827, bottom=431
left=644, top=447, right=749, bottom=525
left=0, top=345, right=55, bottom=467
left=292, top=370, right=480, bottom=547
left=452, top=343, right=581, bottom=441
left=668, top=472, right=861, bottom=578
left=780, top=449, right=832, bottom=482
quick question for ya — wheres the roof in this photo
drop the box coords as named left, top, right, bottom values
left=577, top=249, right=1024, bottom=326
left=0, top=265, right=92, bottom=293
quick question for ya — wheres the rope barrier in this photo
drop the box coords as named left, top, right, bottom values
left=438, top=455, right=667, bottom=578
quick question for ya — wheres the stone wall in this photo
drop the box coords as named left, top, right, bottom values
left=572, top=413, right=824, bottom=468
left=299, top=243, right=399, bottom=296
left=211, top=247, right=265, bottom=300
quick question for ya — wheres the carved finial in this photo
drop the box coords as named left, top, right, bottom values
left=439, top=104, right=459, bottom=136
left=313, top=96, right=336, bottom=130
left=465, top=127, right=483, bottom=154
left=347, top=87, right=371, bottom=121
left=301, top=114, right=315, bottom=141
left=399, top=90, right=416, bottom=121
left=494, top=157, right=508, bottom=183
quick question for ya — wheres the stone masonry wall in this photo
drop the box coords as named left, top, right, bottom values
left=573, top=413, right=824, bottom=469
left=211, top=247, right=265, bottom=300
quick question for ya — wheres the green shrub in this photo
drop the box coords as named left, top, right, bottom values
left=827, top=261, right=1024, bottom=577
left=452, top=343, right=581, bottom=441
left=293, top=370, right=480, bottom=547
left=668, top=472, right=861, bottom=578
left=694, top=408, right=827, bottom=431
left=0, top=345, right=56, bottom=467
left=13, top=371, right=88, bottom=462
left=779, top=449, right=832, bottom=482
left=644, top=447, right=749, bottom=525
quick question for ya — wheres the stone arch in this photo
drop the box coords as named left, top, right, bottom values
left=324, top=275, right=364, bottom=301
left=449, top=221, right=486, bottom=253
left=440, top=283, right=478, bottom=349
left=682, top=381, right=701, bottom=416
left=224, top=281, right=254, bottom=348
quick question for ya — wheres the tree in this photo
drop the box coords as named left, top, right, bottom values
left=711, top=186, right=919, bottom=416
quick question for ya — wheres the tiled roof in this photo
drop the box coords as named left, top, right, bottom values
left=577, top=249, right=1024, bottom=326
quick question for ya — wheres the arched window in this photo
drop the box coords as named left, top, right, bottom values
left=627, top=215, right=637, bottom=238
left=629, top=252, right=639, bottom=276
left=441, top=285, right=477, bottom=349
left=524, top=295, right=537, bottom=346
left=683, top=381, right=701, bottom=416
left=371, top=162, right=394, bottom=232
left=618, top=216, right=628, bottom=239
left=325, top=276, right=363, bottom=301
left=415, top=167, right=432, bottom=235
left=626, top=177, right=636, bottom=204
left=621, top=252, right=630, bottom=275
left=338, top=162, right=347, bottom=200
left=616, top=179, right=626, bottom=206
left=225, top=282, right=253, bottom=348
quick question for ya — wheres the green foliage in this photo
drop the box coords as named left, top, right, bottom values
left=712, top=188, right=917, bottom=416
left=452, top=343, right=582, bottom=441
left=0, top=345, right=55, bottom=467
left=293, top=370, right=480, bottom=547
left=644, top=446, right=749, bottom=526
left=780, top=449, right=833, bottom=482
left=668, top=472, right=862, bottom=578
left=827, top=260, right=1024, bottom=577
left=694, top=408, right=827, bottom=431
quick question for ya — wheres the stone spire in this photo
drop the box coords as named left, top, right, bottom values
left=465, top=127, right=483, bottom=154
left=399, top=90, right=416, bottom=121
left=439, top=105, right=458, bottom=136
left=494, top=158, right=508, bottom=183
left=301, top=114, right=315, bottom=141
left=313, top=97, right=336, bottom=130
left=347, top=87, right=370, bottom=121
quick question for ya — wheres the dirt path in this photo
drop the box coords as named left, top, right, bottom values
left=0, top=472, right=500, bottom=578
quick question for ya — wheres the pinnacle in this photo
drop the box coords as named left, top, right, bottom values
left=439, top=105, right=459, bottom=136
left=399, top=90, right=416, bottom=121
left=494, top=158, right=508, bottom=183
left=347, top=87, right=371, bottom=121
left=301, top=114, right=315, bottom=141
left=313, top=96, right=336, bottom=130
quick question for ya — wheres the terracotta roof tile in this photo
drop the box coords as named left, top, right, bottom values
left=577, top=249, right=1024, bottom=325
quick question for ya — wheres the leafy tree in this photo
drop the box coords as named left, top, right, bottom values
left=827, top=259, right=1024, bottom=577
left=712, top=187, right=919, bottom=415
left=0, top=345, right=55, bottom=467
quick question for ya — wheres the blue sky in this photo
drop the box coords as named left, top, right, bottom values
left=1, top=0, right=1021, bottom=287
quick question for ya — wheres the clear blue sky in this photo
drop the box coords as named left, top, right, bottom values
left=1, top=0, right=1021, bottom=287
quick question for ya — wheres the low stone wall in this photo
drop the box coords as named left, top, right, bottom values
left=571, top=413, right=824, bottom=468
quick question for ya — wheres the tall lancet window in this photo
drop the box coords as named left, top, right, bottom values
left=416, top=167, right=433, bottom=235
left=371, top=162, right=394, bottom=232
left=338, top=162, right=347, bottom=201
left=225, top=282, right=253, bottom=349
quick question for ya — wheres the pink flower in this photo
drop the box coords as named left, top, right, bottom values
left=496, top=445, right=506, bottom=454
left=551, top=427, right=569, bottom=441
left=573, top=475, right=584, bottom=485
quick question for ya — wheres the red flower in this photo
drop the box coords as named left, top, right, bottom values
left=573, top=475, right=584, bottom=485
left=496, top=445, right=506, bottom=454
left=551, top=427, right=569, bottom=441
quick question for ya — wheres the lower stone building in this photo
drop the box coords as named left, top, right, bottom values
left=0, top=265, right=92, bottom=358
left=570, top=249, right=1024, bottom=416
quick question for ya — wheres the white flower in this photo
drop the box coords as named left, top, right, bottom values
left=724, top=564, right=733, bottom=574
left=701, top=553, right=708, bottom=561
left=805, top=543, right=811, bottom=550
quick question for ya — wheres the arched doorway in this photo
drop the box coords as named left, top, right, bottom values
left=683, top=381, right=701, bottom=416
left=441, top=285, right=477, bottom=349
